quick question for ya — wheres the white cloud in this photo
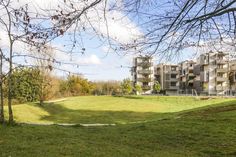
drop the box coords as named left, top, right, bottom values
left=77, top=54, right=101, bottom=65
left=16, top=0, right=142, bottom=45
left=87, top=10, right=143, bottom=44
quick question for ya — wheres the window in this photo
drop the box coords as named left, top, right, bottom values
left=171, top=74, right=176, bottom=78
left=200, top=66, right=204, bottom=71
left=171, top=82, right=176, bottom=86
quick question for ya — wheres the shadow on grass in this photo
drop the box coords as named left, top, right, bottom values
left=113, top=95, right=144, bottom=100
left=33, top=99, right=236, bottom=124
left=179, top=100, right=236, bottom=117
left=36, top=102, right=169, bottom=124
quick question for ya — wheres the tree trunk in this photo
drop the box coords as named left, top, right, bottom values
left=8, top=42, right=13, bottom=124
left=0, top=50, right=4, bottom=124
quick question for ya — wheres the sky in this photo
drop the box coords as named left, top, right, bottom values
left=0, top=0, right=198, bottom=81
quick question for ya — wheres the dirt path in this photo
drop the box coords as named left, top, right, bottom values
left=20, top=122, right=116, bottom=127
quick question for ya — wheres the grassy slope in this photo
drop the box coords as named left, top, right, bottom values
left=9, top=96, right=235, bottom=124
left=0, top=99, right=236, bottom=157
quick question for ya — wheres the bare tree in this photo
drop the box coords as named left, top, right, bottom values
left=0, top=0, right=108, bottom=123
left=119, top=0, right=236, bottom=56
left=0, top=48, right=4, bottom=123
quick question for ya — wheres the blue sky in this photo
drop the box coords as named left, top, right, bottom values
left=0, top=0, right=198, bottom=81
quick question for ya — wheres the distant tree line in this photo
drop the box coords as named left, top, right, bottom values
left=1, top=67, right=142, bottom=106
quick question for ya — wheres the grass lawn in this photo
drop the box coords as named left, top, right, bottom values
left=1, top=96, right=236, bottom=156
left=8, top=95, right=236, bottom=124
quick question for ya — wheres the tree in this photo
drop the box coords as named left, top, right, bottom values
left=0, top=0, right=45, bottom=123
left=0, top=48, right=4, bottom=123
left=10, top=68, right=42, bottom=103
left=134, top=84, right=142, bottom=95
left=153, top=81, right=161, bottom=94
left=120, top=78, right=132, bottom=95
left=59, top=75, right=94, bottom=96
left=106, top=0, right=236, bottom=57
left=31, top=46, right=55, bottom=106
left=0, top=0, right=105, bottom=123
left=92, top=81, right=121, bottom=95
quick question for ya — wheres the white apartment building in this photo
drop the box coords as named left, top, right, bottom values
left=131, top=56, right=154, bottom=94
left=198, top=51, right=229, bottom=95
left=154, top=64, right=179, bottom=95
left=131, top=52, right=234, bottom=96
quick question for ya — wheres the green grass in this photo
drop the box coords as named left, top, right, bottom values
left=1, top=96, right=236, bottom=156
left=9, top=96, right=235, bottom=124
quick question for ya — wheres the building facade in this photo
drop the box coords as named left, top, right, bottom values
left=178, top=60, right=196, bottom=94
left=154, top=64, right=179, bottom=94
left=229, top=60, right=236, bottom=95
left=131, top=56, right=154, bottom=94
left=198, top=51, right=229, bottom=95
left=131, top=52, right=235, bottom=96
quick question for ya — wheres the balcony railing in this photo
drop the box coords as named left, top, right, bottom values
left=188, top=66, right=194, bottom=70
left=137, top=62, right=153, bottom=67
left=216, top=60, right=227, bottom=65
left=217, top=68, right=228, bottom=73
left=137, top=77, right=152, bottom=82
left=188, top=80, right=194, bottom=83
left=167, top=78, right=178, bottom=82
left=216, top=77, right=227, bottom=82
left=138, top=70, right=153, bottom=74
left=169, top=71, right=178, bottom=74
left=200, top=59, right=208, bottom=65
left=168, top=86, right=179, bottom=90
left=216, top=86, right=228, bottom=91
left=142, top=85, right=151, bottom=90
left=188, top=73, right=195, bottom=76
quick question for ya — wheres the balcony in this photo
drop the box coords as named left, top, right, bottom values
left=169, top=71, right=178, bottom=74
left=137, top=62, right=153, bottom=67
left=137, top=77, right=152, bottom=82
left=168, top=78, right=178, bottom=82
left=137, top=57, right=151, bottom=63
left=216, top=77, right=228, bottom=82
left=138, top=70, right=153, bottom=74
left=200, top=59, right=208, bottom=65
left=188, top=66, right=194, bottom=70
left=216, top=86, right=228, bottom=91
left=168, top=86, right=179, bottom=90
left=217, top=68, right=228, bottom=73
left=188, top=73, right=195, bottom=76
left=200, top=72, right=209, bottom=82
left=142, top=85, right=151, bottom=90
left=188, top=79, right=194, bottom=83
left=216, top=60, right=227, bottom=65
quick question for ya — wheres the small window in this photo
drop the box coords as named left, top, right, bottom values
left=171, top=74, right=176, bottom=78
left=200, top=66, right=204, bottom=71
left=171, top=82, right=176, bottom=86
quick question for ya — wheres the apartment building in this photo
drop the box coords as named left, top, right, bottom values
left=178, top=60, right=196, bottom=94
left=198, top=51, right=229, bottom=95
left=154, top=64, right=179, bottom=94
left=229, top=60, right=236, bottom=95
left=131, top=52, right=234, bottom=96
left=131, top=56, right=154, bottom=94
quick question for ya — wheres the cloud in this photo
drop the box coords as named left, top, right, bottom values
left=16, top=0, right=142, bottom=44
left=87, top=10, right=143, bottom=44
left=77, top=54, right=102, bottom=65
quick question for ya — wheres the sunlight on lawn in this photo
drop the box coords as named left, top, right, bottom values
left=8, top=96, right=235, bottom=124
